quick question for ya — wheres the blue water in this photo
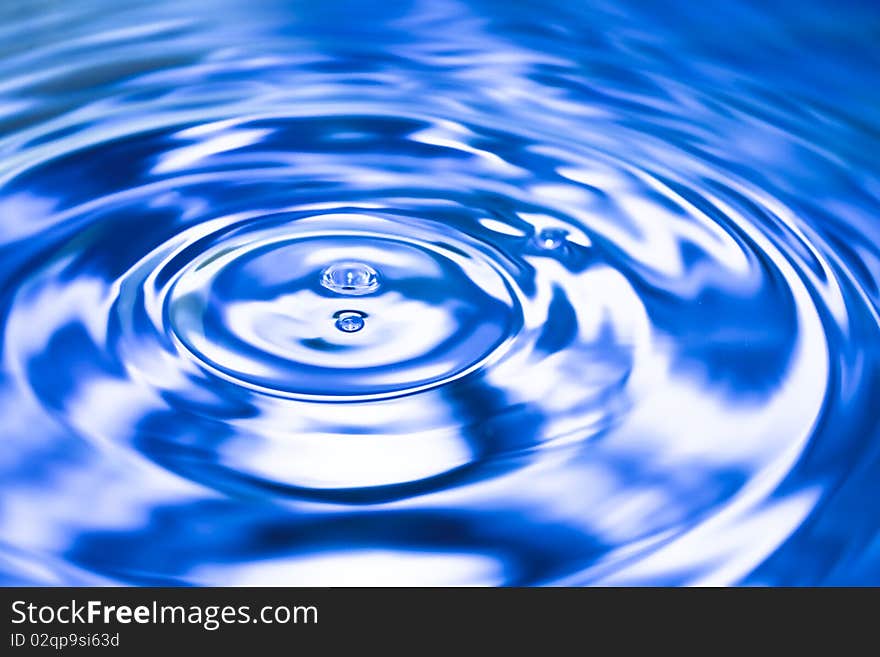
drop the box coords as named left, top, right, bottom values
left=1, top=0, right=878, bottom=586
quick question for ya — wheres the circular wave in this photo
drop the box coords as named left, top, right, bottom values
left=162, top=211, right=523, bottom=399
left=0, top=0, right=878, bottom=585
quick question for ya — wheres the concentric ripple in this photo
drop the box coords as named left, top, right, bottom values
left=0, top=0, right=878, bottom=586
left=164, top=212, right=522, bottom=398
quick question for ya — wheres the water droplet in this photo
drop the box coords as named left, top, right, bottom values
left=321, top=261, right=380, bottom=295
left=534, top=228, right=568, bottom=250
left=335, top=312, right=365, bottom=333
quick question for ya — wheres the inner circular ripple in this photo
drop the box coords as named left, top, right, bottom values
left=166, top=214, right=521, bottom=398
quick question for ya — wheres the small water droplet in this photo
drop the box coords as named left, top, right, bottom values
left=335, top=312, right=365, bottom=333
left=321, top=261, right=380, bottom=295
left=534, top=228, right=568, bottom=250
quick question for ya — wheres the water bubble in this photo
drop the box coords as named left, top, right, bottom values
left=335, top=311, right=366, bottom=333
left=534, top=228, right=568, bottom=250
left=321, top=261, right=380, bottom=296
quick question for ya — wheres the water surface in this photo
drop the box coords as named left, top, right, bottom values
left=1, top=0, right=878, bottom=585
